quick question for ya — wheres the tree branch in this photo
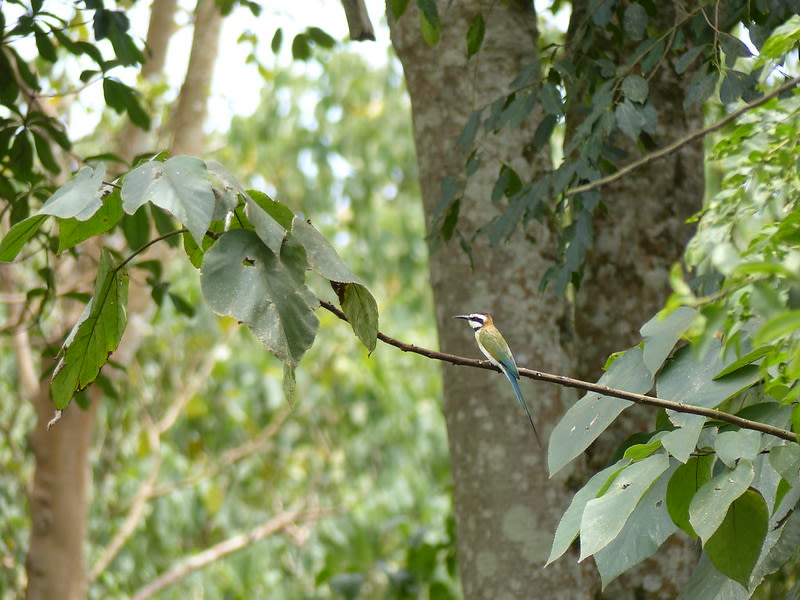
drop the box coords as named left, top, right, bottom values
left=319, top=300, right=797, bottom=443
left=340, top=0, right=375, bottom=41
left=129, top=505, right=328, bottom=600
left=565, top=75, right=800, bottom=198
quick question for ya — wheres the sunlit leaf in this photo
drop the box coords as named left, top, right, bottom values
left=579, top=452, right=670, bottom=559
left=689, top=460, right=754, bottom=541
left=122, top=156, right=215, bottom=245
left=39, top=164, right=106, bottom=220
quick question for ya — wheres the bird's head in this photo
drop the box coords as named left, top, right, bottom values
left=453, top=312, right=493, bottom=332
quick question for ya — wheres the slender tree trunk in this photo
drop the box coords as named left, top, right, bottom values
left=169, top=0, right=223, bottom=155
left=26, top=379, right=98, bottom=600
left=117, top=0, right=179, bottom=162
left=390, top=2, right=598, bottom=597
left=23, top=0, right=223, bottom=596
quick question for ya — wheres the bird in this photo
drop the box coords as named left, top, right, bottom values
left=454, top=312, right=541, bottom=447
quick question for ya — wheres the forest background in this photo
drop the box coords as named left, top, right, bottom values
left=1, top=1, right=799, bottom=599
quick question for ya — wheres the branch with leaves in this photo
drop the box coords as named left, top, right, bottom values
left=319, top=300, right=797, bottom=443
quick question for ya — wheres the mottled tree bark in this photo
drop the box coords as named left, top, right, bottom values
left=390, top=1, right=598, bottom=597
left=116, top=0, right=179, bottom=163
left=169, top=0, right=223, bottom=156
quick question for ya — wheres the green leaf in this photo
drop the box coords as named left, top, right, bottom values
left=39, top=164, right=106, bottom=220
left=546, top=462, right=622, bottom=565
left=307, top=26, right=336, bottom=48
left=34, top=25, right=57, bottom=62
left=291, top=33, right=311, bottom=60
left=339, top=282, right=379, bottom=353
left=457, top=109, right=483, bottom=153
left=416, top=0, right=438, bottom=27
left=684, top=68, right=719, bottom=109
left=714, top=429, right=761, bottom=469
left=757, top=14, right=800, bottom=62
left=713, top=345, right=773, bottom=379
left=548, top=348, right=652, bottom=476
left=658, top=341, right=762, bottom=462
left=705, top=489, right=768, bottom=588
left=540, top=82, right=563, bottom=115
left=621, top=74, right=648, bottom=103
left=200, top=229, right=318, bottom=366
left=120, top=205, right=150, bottom=251
left=31, top=129, right=60, bottom=173
left=270, top=28, right=283, bottom=53
left=58, top=191, right=123, bottom=253
left=689, top=460, right=754, bottom=541
left=51, top=250, right=129, bottom=409
left=623, top=3, right=647, bottom=40
left=666, top=454, right=715, bottom=538
left=466, top=13, right=485, bottom=59
left=594, top=461, right=678, bottom=588
left=623, top=439, right=662, bottom=460
left=418, top=7, right=440, bottom=46
left=615, top=99, right=644, bottom=140
left=769, top=443, right=800, bottom=487
left=290, top=217, right=365, bottom=285
left=579, top=452, right=670, bottom=559
left=390, top=0, right=411, bottom=19
left=121, top=156, right=215, bottom=245
left=681, top=553, right=751, bottom=600
left=640, top=306, right=696, bottom=375
left=0, top=214, right=48, bottom=262
left=755, top=310, right=800, bottom=345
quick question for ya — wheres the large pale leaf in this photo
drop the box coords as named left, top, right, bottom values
left=681, top=553, right=750, bottom=600
left=39, top=163, right=106, bottom=220
left=546, top=462, right=622, bottom=565
left=121, top=156, right=215, bottom=245
left=579, top=452, right=670, bottom=559
left=640, top=306, right=696, bottom=375
left=657, top=342, right=762, bottom=461
left=548, top=348, right=652, bottom=476
left=200, top=229, right=318, bottom=366
left=51, top=250, right=129, bottom=408
left=594, top=460, right=678, bottom=588
left=715, top=429, right=761, bottom=468
left=705, top=489, right=768, bottom=588
left=689, top=460, right=754, bottom=541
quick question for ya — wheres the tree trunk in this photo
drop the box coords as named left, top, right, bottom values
left=169, top=0, right=223, bottom=156
left=117, top=0, right=179, bottom=163
left=390, top=2, right=598, bottom=597
left=25, top=380, right=98, bottom=600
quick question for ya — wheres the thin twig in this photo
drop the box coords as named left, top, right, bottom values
left=319, top=300, right=797, bottom=443
left=565, top=75, right=800, bottom=198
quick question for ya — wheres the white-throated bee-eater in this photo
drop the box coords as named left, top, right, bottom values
left=454, top=312, right=541, bottom=447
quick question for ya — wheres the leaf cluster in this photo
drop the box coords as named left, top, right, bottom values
left=545, top=88, right=800, bottom=596
left=428, top=3, right=800, bottom=294
left=0, top=156, right=379, bottom=409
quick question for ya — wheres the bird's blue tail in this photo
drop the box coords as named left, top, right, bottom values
left=505, top=370, right=542, bottom=448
